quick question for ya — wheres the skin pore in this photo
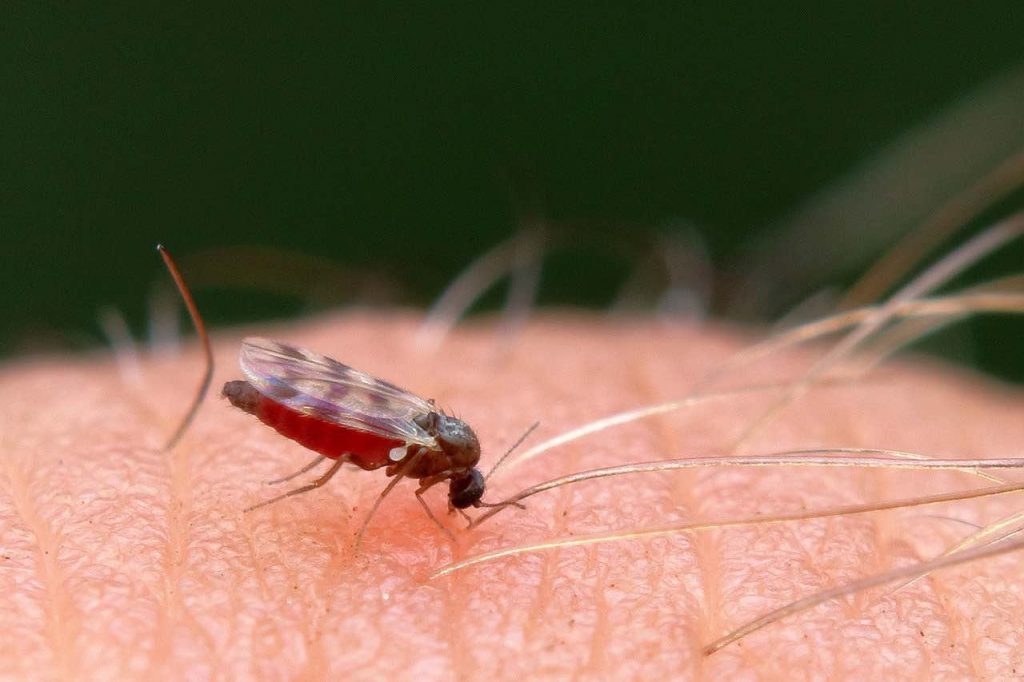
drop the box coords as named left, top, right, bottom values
left=1, top=312, right=1023, bottom=679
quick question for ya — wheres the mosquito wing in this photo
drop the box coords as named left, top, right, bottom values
left=238, top=337, right=437, bottom=447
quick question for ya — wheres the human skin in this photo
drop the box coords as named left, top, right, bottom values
left=1, top=312, right=1023, bottom=680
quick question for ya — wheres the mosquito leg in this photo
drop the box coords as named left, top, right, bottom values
left=415, top=481, right=456, bottom=542
left=244, top=456, right=346, bottom=513
left=354, top=449, right=427, bottom=550
left=265, top=455, right=327, bottom=485
left=461, top=498, right=528, bottom=530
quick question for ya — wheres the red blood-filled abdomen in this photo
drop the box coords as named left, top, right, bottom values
left=255, top=396, right=404, bottom=470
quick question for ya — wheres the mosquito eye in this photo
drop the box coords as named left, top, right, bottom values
left=449, top=469, right=485, bottom=509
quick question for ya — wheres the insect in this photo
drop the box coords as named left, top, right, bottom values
left=157, top=245, right=526, bottom=545
left=226, top=338, right=492, bottom=519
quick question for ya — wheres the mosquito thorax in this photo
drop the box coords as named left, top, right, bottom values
left=448, top=468, right=485, bottom=509
left=432, top=414, right=482, bottom=470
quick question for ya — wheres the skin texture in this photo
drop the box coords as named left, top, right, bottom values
left=1, top=312, right=1023, bottom=680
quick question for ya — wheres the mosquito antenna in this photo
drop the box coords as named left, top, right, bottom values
left=157, top=244, right=214, bottom=450
left=485, top=421, right=540, bottom=481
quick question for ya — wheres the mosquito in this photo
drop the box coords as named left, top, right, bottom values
left=157, top=244, right=531, bottom=546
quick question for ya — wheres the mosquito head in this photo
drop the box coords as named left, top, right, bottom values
left=448, top=468, right=485, bottom=509
left=434, top=414, right=481, bottom=470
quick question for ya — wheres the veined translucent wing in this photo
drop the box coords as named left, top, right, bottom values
left=239, top=337, right=437, bottom=447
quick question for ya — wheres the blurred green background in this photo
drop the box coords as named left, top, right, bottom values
left=3, top=5, right=1023, bottom=381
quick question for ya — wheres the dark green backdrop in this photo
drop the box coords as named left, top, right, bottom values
left=4, top=5, right=1023, bottom=381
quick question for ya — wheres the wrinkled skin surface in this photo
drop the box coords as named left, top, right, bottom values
left=1, top=313, right=1023, bottom=680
